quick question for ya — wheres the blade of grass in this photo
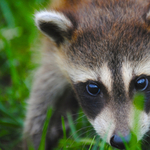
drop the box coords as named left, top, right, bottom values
left=92, top=137, right=100, bottom=150
left=28, top=139, right=35, bottom=150
left=88, top=135, right=96, bottom=150
left=61, top=116, right=67, bottom=150
left=0, top=120, right=21, bottom=128
left=67, top=113, right=79, bottom=142
left=38, top=108, right=52, bottom=150
left=0, top=103, right=21, bottom=125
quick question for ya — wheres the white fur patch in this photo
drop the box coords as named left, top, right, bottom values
left=99, top=63, right=112, bottom=92
left=122, top=61, right=133, bottom=93
left=35, top=10, right=72, bottom=36
left=89, top=107, right=115, bottom=144
left=68, top=67, right=98, bottom=83
left=134, top=59, right=150, bottom=76
left=65, top=63, right=112, bottom=92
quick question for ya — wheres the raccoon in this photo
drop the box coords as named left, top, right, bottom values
left=24, top=0, right=150, bottom=149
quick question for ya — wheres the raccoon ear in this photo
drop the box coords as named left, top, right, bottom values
left=35, top=11, right=73, bottom=45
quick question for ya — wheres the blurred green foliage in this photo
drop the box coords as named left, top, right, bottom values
left=0, top=0, right=49, bottom=149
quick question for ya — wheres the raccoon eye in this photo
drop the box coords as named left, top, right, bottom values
left=135, top=77, right=149, bottom=91
left=86, top=83, right=100, bottom=96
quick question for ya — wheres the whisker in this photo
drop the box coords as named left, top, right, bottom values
left=81, top=133, right=98, bottom=150
left=67, top=125, right=95, bottom=140
left=68, top=128, right=95, bottom=147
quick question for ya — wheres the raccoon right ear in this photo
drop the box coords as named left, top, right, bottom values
left=35, top=11, right=73, bottom=45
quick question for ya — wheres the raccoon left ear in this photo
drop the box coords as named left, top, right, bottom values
left=35, top=11, right=73, bottom=45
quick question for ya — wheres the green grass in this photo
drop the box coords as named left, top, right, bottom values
left=0, top=0, right=148, bottom=150
left=0, top=0, right=48, bottom=149
left=39, top=108, right=53, bottom=150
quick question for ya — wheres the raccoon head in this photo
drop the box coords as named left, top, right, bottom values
left=35, top=0, right=150, bottom=149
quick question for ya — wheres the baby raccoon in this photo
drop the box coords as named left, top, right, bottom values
left=24, top=0, right=150, bottom=149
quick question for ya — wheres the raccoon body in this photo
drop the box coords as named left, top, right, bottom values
left=24, top=0, right=150, bottom=149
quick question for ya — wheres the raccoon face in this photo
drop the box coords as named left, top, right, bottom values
left=73, top=66, right=150, bottom=145
left=35, top=0, right=150, bottom=148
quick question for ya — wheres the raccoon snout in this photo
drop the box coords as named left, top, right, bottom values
left=110, top=133, right=137, bottom=149
left=110, top=134, right=130, bottom=149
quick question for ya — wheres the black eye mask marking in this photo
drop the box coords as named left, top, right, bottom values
left=74, top=80, right=108, bottom=119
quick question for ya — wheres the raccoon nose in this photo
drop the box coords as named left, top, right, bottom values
left=110, top=133, right=131, bottom=149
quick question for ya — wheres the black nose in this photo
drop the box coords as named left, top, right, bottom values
left=110, top=133, right=131, bottom=149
